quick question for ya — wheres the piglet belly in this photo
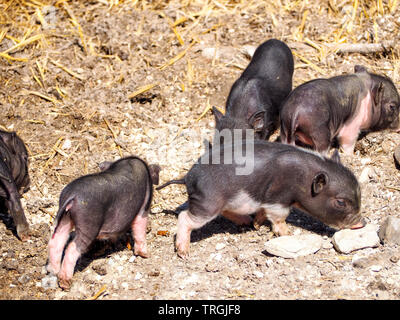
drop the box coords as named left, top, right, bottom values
left=337, top=92, right=372, bottom=147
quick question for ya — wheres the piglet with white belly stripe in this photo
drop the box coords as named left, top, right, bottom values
left=157, top=141, right=365, bottom=259
left=280, top=65, right=400, bottom=155
left=46, top=156, right=160, bottom=290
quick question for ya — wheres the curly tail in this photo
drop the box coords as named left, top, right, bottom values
left=155, top=178, right=185, bottom=191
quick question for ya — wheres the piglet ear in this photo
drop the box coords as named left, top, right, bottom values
left=354, top=65, right=367, bottom=73
left=212, top=106, right=224, bottom=124
left=148, top=164, right=161, bottom=185
left=249, top=111, right=265, bottom=132
left=312, top=172, right=328, bottom=197
left=0, top=132, right=17, bottom=153
left=98, top=161, right=113, bottom=171
left=330, top=149, right=341, bottom=163
left=372, top=82, right=384, bottom=106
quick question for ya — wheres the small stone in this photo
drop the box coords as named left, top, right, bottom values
left=254, top=271, right=264, bottom=278
left=394, top=145, right=400, bottom=168
left=332, top=224, right=380, bottom=254
left=18, top=274, right=30, bottom=284
left=215, top=243, right=225, bottom=251
left=61, top=139, right=72, bottom=150
left=41, top=274, right=58, bottom=290
left=358, top=166, right=375, bottom=183
left=134, top=272, right=142, bottom=280
left=370, top=265, right=382, bottom=272
left=379, top=217, right=400, bottom=245
left=264, top=234, right=322, bottom=258
left=92, top=262, right=107, bottom=276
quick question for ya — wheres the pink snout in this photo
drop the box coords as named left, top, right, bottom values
left=350, top=218, right=366, bottom=230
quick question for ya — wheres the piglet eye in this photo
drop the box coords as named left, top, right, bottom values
left=335, top=199, right=346, bottom=208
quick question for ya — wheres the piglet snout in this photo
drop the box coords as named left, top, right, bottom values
left=350, top=218, right=366, bottom=230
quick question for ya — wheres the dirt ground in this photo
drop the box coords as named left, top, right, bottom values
left=0, top=0, right=400, bottom=300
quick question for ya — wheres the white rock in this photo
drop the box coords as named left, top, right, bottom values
left=370, top=265, right=382, bottom=272
left=379, top=216, right=400, bottom=245
left=332, top=224, right=380, bottom=254
left=358, top=166, right=375, bottom=183
left=215, top=243, right=225, bottom=251
left=41, top=274, right=58, bottom=290
left=264, top=234, right=323, bottom=258
left=134, top=272, right=142, bottom=280
left=61, top=139, right=72, bottom=150
left=241, top=45, right=256, bottom=58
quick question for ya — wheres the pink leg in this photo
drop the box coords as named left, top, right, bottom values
left=176, top=210, right=214, bottom=259
left=58, top=240, right=81, bottom=290
left=47, top=216, right=74, bottom=275
left=131, top=210, right=149, bottom=258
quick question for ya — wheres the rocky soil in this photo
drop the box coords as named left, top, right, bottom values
left=0, top=0, right=400, bottom=300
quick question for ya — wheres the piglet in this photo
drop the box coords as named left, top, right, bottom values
left=280, top=65, right=400, bottom=154
left=0, top=130, right=30, bottom=241
left=157, top=141, right=364, bottom=259
left=213, top=39, right=294, bottom=141
left=46, top=156, right=160, bottom=290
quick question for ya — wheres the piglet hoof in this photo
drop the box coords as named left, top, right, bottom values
left=18, top=229, right=30, bottom=242
left=133, top=242, right=149, bottom=258
left=134, top=248, right=149, bottom=259
left=272, top=222, right=289, bottom=237
left=177, top=249, right=189, bottom=260
left=58, top=278, right=72, bottom=291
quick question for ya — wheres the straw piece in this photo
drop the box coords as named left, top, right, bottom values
left=43, top=136, right=64, bottom=169
left=292, top=50, right=325, bottom=74
left=127, top=83, right=158, bottom=99
left=104, top=118, right=123, bottom=157
left=49, top=59, right=85, bottom=81
left=173, top=16, right=188, bottom=27
left=0, top=52, right=28, bottom=62
left=2, top=34, right=43, bottom=54
left=158, top=41, right=196, bottom=70
left=63, top=2, right=87, bottom=54
left=36, top=60, right=45, bottom=85
left=326, top=41, right=396, bottom=54
left=196, top=99, right=211, bottom=122
left=25, top=119, right=45, bottom=125
left=159, top=12, right=184, bottom=46
left=25, top=90, right=59, bottom=104
left=85, top=285, right=107, bottom=300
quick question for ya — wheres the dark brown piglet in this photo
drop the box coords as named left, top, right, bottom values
left=157, top=141, right=364, bottom=259
left=46, top=156, right=160, bottom=290
left=280, top=65, right=400, bottom=155
left=0, top=130, right=30, bottom=241
left=213, top=39, right=294, bottom=142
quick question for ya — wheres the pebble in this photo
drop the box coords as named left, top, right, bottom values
left=215, top=243, right=225, bottom=251
left=41, top=274, right=58, bottom=290
left=332, top=224, right=380, bottom=254
left=370, top=265, right=383, bottom=272
left=264, top=234, right=322, bottom=258
left=394, top=144, right=400, bottom=167
left=134, top=272, right=143, bottom=280
left=358, top=166, right=375, bottom=183
left=378, top=216, right=400, bottom=245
